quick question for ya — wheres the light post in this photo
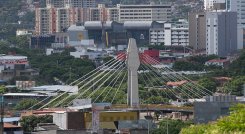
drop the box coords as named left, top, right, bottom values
left=145, top=115, right=153, bottom=134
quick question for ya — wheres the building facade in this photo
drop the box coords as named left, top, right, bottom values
left=189, top=11, right=237, bottom=56
left=206, top=12, right=237, bottom=57
left=150, top=21, right=189, bottom=46
left=46, top=0, right=96, bottom=8
left=189, top=12, right=207, bottom=52
left=204, top=0, right=226, bottom=10
left=117, top=4, right=171, bottom=22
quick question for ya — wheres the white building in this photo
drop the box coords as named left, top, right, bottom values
left=16, top=29, right=32, bottom=36
left=117, top=4, right=171, bottom=22
left=0, top=55, right=28, bottom=72
left=204, top=0, right=226, bottom=10
left=150, top=21, right=189, bottom=46
left=227, top=0, right=245, bottom=26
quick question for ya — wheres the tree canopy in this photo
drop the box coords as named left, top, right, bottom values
left=20, top=115, right=53, bottom=132
left=197, top=77, right=217, bottom=93
left=152, top=119, right=192, bottom=134
left=14, top=99, right=41, bottom=110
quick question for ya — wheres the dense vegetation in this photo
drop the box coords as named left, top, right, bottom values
left=0, top=42, right=96, bottom=85
left=0, top=0, right=35, bottom=39
left=152, top=119, right=192, bottom=134
left=180, top=103, right=245, bottom=134
left=14, top=99, right=41, bottom=110
left=20, top=115, right=53, bottom=132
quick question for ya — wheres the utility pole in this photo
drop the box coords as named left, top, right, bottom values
left=0, top=95, right=4, bottom=134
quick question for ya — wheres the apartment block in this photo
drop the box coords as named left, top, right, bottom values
left=189, top=12, right=237, bottom=57
left=150, top=21, right=189, bottom=46
left=46, top=0, right=96, bottom=8
left=189, top=12, right=207, bottom=51
left=117, top=4, right=171, bottom=22
left=35, top=8, right=81, bottom=34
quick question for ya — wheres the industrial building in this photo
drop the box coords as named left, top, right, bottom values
left=66, top=21, right=189, bottom=47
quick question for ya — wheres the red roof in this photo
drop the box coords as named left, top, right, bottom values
left=166, top=80, right=188, bottom=86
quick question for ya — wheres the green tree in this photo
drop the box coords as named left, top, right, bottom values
left=173, top=61, right=203, bottom=71
left=152, top=119, right=192, bottom=134
left=145, top=96, right=168, bottom=104
left=20, top=115, right=53, bottom=132
left=197, top=77, right=217, bottom=93
left=0, top=86, right=6, bottom=94
left=14, top=99, right=41, bottom=110
left=224, top=76, right=245, bottom=96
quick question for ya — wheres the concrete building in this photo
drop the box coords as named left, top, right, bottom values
left=189, top=12, right=207, bottom=52
left=106, top=8, right=119, bottom=21
left=30, top=35, right=55, bottom=49
left=189, top=12, right=237, bottom=56
left=150, top=20, right=189, bottom=46
left=206, top=12, right=237, bottom=57
left=194, top=95, right=243, bottom=124
left=52, top=111, right=139, bottom=130
left=204, top=0, right=226, bottom=10
left=16, top=29, right=32, bottom=36
left=46, top=0, right=96, bottom=8
left=226, top=0, right=245, bottom=26
left=0, top=55, right=39, bottom=81
left=117, top=4, right=172, bottom=22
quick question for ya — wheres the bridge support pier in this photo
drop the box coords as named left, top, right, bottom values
left=127, top=38, right=140, bottom=107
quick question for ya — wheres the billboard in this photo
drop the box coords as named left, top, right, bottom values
left=16, top=81, right=36, bottom=89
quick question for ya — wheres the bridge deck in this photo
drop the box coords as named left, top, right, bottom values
left=111, top=104, right=193, bottom=112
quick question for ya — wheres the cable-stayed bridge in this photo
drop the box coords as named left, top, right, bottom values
left=30, top=38, right=213, bottom=112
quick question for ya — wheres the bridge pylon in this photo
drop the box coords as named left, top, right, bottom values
left=126, top=38, right=140, bottom=107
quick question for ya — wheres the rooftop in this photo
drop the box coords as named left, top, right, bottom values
left=0, top=55, right=27, bottom=60
left=4, top=123, right=21, bottom=128
left=4, top=93, right=48, bottom=97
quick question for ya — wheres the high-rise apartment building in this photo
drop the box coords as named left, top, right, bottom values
left=117, top=4, right=171, bottom=22
left=46, top=0, right=96, bottom=8
left=150, top=21, right=189, bottom=46
left=189, top=12, right=207, bottom=51
left=189, top=12, right=237, bottom=56
left=35, top=8, right=81, bottom=34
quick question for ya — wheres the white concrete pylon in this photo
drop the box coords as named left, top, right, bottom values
left=126, top=38, right=140, bottom=107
